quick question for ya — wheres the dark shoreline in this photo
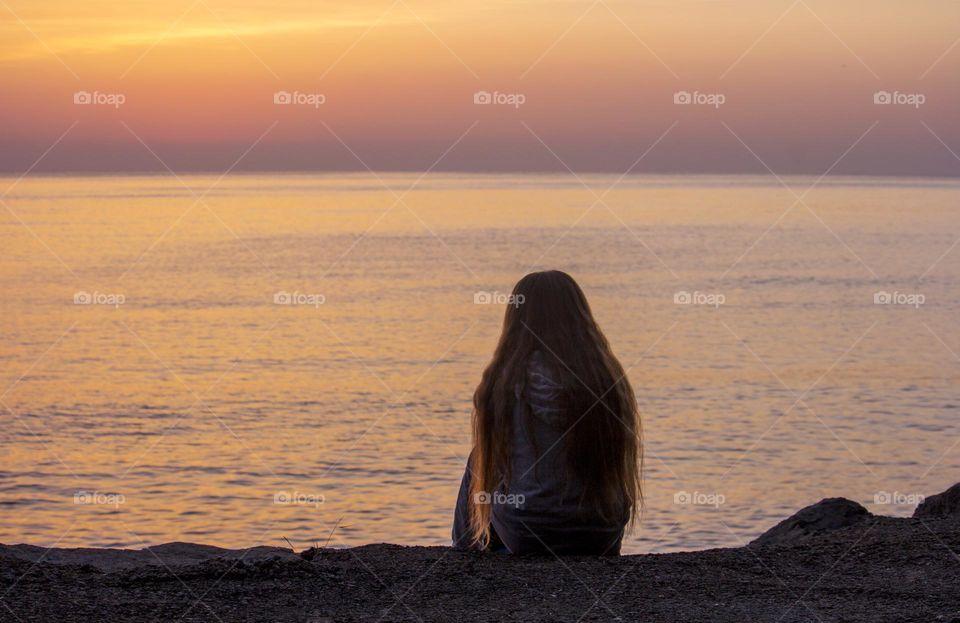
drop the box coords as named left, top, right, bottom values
left=3, top=486, right=959, bottom=622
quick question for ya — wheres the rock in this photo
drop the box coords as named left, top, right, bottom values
left=913, top=483, right=960, bottom=519
left=750, top=498, right=872, bottom=546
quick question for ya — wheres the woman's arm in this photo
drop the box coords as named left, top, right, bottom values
left=451, top=450, right=475, bottom=550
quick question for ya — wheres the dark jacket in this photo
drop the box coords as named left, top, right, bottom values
left=452, top=351, right=627, bottom=555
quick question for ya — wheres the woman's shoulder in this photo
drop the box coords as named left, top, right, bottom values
left=522, top=350, right=563, bottom=407
left=527, top=350, right=560, bottom=385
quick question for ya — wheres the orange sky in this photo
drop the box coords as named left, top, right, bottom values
left=1, top=0, right=959, bottom=174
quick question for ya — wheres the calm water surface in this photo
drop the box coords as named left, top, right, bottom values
left=2, top=173, right=959, bottom=553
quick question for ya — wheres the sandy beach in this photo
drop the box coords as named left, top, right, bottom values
left=3, top=484, right=959, bottom=622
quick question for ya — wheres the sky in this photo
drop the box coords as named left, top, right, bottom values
left=0, top=0, right=958, bottom=175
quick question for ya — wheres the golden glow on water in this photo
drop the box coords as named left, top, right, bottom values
left=2, top=174, right=960, bottom=552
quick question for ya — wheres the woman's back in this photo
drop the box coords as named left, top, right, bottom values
left=491, top=350, right=628, bottom=554
left=452, top=270, right=640, bottom=555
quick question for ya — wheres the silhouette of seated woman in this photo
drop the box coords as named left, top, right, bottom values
left=453, top=270, right=642, bottom=555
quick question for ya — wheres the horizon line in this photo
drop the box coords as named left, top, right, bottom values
left=2, top=169, right=960, bottom=180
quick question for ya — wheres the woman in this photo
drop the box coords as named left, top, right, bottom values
left=452, top=270, right=642, bottom=555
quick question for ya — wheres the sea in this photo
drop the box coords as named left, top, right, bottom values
left=2, top=173, right=958, bottom=553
